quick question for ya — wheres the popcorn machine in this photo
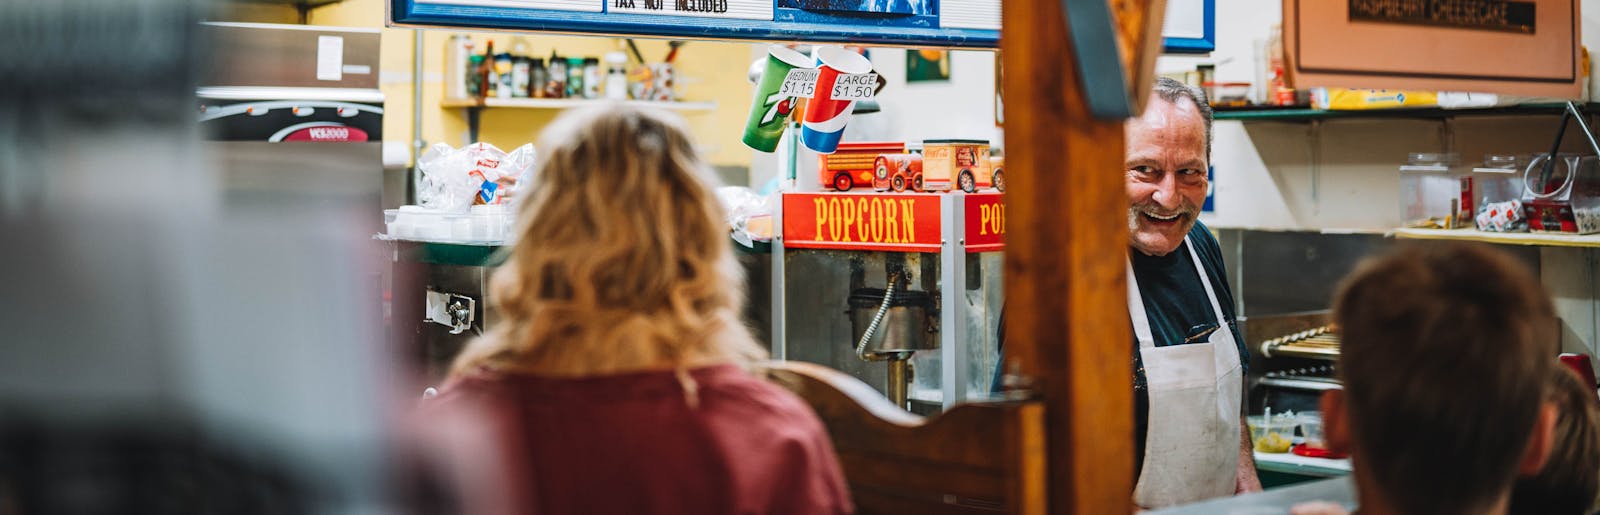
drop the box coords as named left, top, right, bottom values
left=771, top=190, right=1006, bottom=412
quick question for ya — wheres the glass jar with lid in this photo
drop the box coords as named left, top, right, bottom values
left=1472, top=154, right=1528, bottom=232
left=1399, top=152, right=1463, bottom=229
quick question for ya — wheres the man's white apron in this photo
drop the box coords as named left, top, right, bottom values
left=1129, top=236, right=1244, bottom=508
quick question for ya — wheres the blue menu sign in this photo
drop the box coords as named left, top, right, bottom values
left=390, top=0, right=1208, bottom=52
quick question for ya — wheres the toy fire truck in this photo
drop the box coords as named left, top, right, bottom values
left=820, top=141, right=906, bottom=191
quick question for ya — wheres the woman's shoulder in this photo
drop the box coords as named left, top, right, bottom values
left=418, top=368, right=522, bottom=414
left=698, top=366, right=829, bottom=430
left=702, top=365, right=814, bottom=408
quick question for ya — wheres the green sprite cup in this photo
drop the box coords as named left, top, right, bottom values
left=742, top=45, right=814, bottom=152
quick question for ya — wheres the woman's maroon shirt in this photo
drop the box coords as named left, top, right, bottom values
left=425, top=364, right=854, bottom=515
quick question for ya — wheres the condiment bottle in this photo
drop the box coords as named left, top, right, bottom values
left=466, top=54, right=485, bottom=98
left=529, top=58, right=547, bottom=98
left=481, top=41, right=498, bottom=98
left=510, top=44, right=531, bottom=98
left=582, top=57, right=601, bottom=99
left=566, top=57, right=584, bottom=98
left=546, top=52, right=567, bottom=98
left=603, top=51, right=628, bottom=100
left=494, top=52, right=514, bottom=99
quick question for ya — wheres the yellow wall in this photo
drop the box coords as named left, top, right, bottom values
left=277, top=0, right=756, bottom=167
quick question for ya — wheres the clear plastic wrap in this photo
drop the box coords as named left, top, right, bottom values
left=388, top=142, right=534, bottom=244
left=715, top=186, right=773, bottom=247
left=417, top=142, right=536, bottom=213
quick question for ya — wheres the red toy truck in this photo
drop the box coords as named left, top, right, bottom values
left=820, top=141, right=905, bottom=191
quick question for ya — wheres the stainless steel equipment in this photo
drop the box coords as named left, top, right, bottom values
left=197, top=22, right=390, bottom=211
left=195, top=22, right=398, bottom=382
left=772, top=242, right=1004, bottom=415
left=1243, top=311, right=1338, bottom=417
left=1260, top=325, right=1339, bottom=361
left=849, top=286, right=934, bottom=355
left=848, top=274, right=937, bottom=409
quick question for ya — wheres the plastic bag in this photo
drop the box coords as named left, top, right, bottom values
left=716, top=186, right=772, bottom=248
left=417, top=142, right=536, bottom=213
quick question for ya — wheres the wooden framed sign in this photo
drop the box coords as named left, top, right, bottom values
left=1285, top=0, right=1581, bottom=98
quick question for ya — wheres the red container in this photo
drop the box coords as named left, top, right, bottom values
left=1559, top=353, right=1597, bottom=395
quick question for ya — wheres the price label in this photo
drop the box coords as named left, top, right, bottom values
left=779, top=68, right=819, bottom=99
left=829, top=73, right=878, bottom=101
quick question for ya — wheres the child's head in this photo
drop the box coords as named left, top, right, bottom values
left=1326, top=243, right=1560, bottom=515
left=1510, top=366, right=1600, bottom=515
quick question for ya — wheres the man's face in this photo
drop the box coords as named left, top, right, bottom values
left=1125, top=96, right=1208, bottom=256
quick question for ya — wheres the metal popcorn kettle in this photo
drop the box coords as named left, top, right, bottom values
left=848, top=271, right=936, bottom=409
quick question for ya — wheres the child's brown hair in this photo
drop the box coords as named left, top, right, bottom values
left=1510, top=366, right=1600, bottom=515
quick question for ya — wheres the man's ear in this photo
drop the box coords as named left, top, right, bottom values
left=1517, top=401, right=1558, bottom=476
left=1321, top=390, right=1352, bottom=455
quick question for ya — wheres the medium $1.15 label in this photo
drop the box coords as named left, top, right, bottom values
left=778, top=69, right=877, bottom=101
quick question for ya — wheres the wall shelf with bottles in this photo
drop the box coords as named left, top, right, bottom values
left=1213, top=103, right=1598, bottom=122
left=442, top=96, right=716, bottom=142
left=1391, top=228, right=1600, bottom=248
left=439, top=96, right=716, bottom=111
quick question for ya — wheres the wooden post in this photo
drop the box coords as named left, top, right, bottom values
left=1001, top=0, right=1153, bottom=512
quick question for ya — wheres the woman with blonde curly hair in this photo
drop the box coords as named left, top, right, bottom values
left=423, top=105, right=852, bottom=515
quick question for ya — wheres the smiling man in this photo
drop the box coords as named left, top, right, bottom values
left=1125, top=77, right=1259, bottom=508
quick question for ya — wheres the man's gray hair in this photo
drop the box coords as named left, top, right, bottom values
left=1151, top=76, right=1213, bottom=159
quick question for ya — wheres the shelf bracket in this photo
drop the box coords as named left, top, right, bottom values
left=465, top=105, right=482, bottom=145
left=1439, top=117, right=1454, bottom=157
left=1309, top=119, right=1322, bottom=212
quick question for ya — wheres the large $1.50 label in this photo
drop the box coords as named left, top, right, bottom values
left=783, top=192, right=941, bottom=253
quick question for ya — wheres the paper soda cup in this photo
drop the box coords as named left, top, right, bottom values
left=741, top=45, right=814, bottom=153
left=801, top=46, right=873, bottom=154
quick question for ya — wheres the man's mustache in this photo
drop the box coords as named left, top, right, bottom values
left=1131, top=200, right=1200, bottom=219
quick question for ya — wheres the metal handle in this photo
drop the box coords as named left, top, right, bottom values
left=447, top=301, right=472, bottom=335
left=426, top=289, right=477, bottom=335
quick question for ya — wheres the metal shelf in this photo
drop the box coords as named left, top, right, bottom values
left=1252, top=451, right=1351, bottom=478
left=1391, top=228, right=1600, bottom=248
left=440, top=97, right=717, bottom=112
left=1213, top=102, right=1594, bottom=122
left=444, top=97, right=717, bottom=141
